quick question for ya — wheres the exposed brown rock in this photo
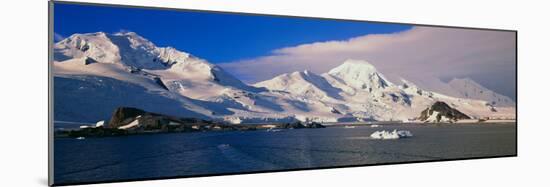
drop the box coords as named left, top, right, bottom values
left=418, top=101, right=470, bottom=122
left=107, top=107, right=146, bottom=128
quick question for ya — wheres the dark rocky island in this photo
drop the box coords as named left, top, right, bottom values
left=55, top=107, right=325, bottom=138
left=418, top=101, right=471, bottom=123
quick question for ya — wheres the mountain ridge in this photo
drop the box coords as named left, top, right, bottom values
left=53, top=31, right=516, bottom=124
left=447, top=78, right=515, bottom=107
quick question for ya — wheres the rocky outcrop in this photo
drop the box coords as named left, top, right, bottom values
left=304, top=121, right=325, bottom=128
left=107, top=107, right=210, bottom=130
left=418, top=101, right=471, bottom=123
left=107, top=107, right=147, bottom=128
left=56, top=107, right=326, bottom=138
left=280, top=121, right=326, bottom=129
left=84, top=57, right=96, bottom=65
left=153, top=77, right=169, bottom=90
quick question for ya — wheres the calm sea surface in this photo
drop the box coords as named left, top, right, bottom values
left=54, top=123, right=516, bottom=184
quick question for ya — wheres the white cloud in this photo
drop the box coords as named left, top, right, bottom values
left=219, top=26, right=516, bottom=99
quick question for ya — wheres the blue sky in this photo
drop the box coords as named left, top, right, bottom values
left=54, top=3, right=412, bottom=63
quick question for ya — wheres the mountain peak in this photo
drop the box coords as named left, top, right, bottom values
left=54, top=31, right=121, bottom=63
left=293, top=69, right=315, bottom=77
left=447, top=77, right=515, bottom=107
left=333, top=59, right=378, bottom=73
left=61, top=32, right=107, bottom=42
left=255, top=69, right=343, bottom=100
left=73, top=31, right=108, bottom=37
left=112, top=31, right=149, bottom=40
left=54, top=31, right=198, bottom=70
left=327, top=59, right=392, bottom=90
left=113, top=30, right=138, bottom=36
left=111, top=31, right=156, bottom=51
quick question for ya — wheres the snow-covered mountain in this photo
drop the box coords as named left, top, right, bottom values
left=54, top=31, right=267, bottom=122
left=327, top=59, right=393, bottom=91
left=255, top=70, right=344, bottom=101
left=447, top=78, right=515, bottom=107
left=255, top=59, right=515, bottom=122
left=53, top=31, right=516, bottom=124
left=407, top=77, right=516, bottom=107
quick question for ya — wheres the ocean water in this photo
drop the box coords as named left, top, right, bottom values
left=53, top=123, right=516, bottom=185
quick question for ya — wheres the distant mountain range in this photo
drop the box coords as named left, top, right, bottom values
left=53, top=31, right=516, bottom=124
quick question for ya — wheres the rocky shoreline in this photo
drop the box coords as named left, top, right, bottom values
left=54, top=107, right=325, bottom=138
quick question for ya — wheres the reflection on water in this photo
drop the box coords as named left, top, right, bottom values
left=54, top=123, right=516, bottom=185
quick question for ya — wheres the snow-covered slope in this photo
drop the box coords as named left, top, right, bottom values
left=55, top=32, right=190, bottom=69
left=256, top=59, right=515, bottom=121
left=53, top=31, right=516, bottom=124
left=255, top=70, right=343, bottom=100
left=53, top=75, right=212, bottom=123
left=407, top=77, right=516, bottom=108
left=54, top=32, right=271, bottom=122
left=327, top=59, right=393, bottom=91
left=447, top=78, right=515, bottom=107
left=54, top=32, right=258, bottom=93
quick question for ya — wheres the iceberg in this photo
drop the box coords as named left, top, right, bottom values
left=370, top=129, right=413, bottom=140
left=95, top=120, right=105, bottom=127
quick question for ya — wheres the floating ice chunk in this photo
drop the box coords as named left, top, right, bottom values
left=370, top=130, right=399, bottom=139
left=370, top=129, right=413, bottom=139
left=95, top=120, right=105, bottom=127
left=266, top=127, right=282, bottom=132
left=396, top=130, right=413, bottom=137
